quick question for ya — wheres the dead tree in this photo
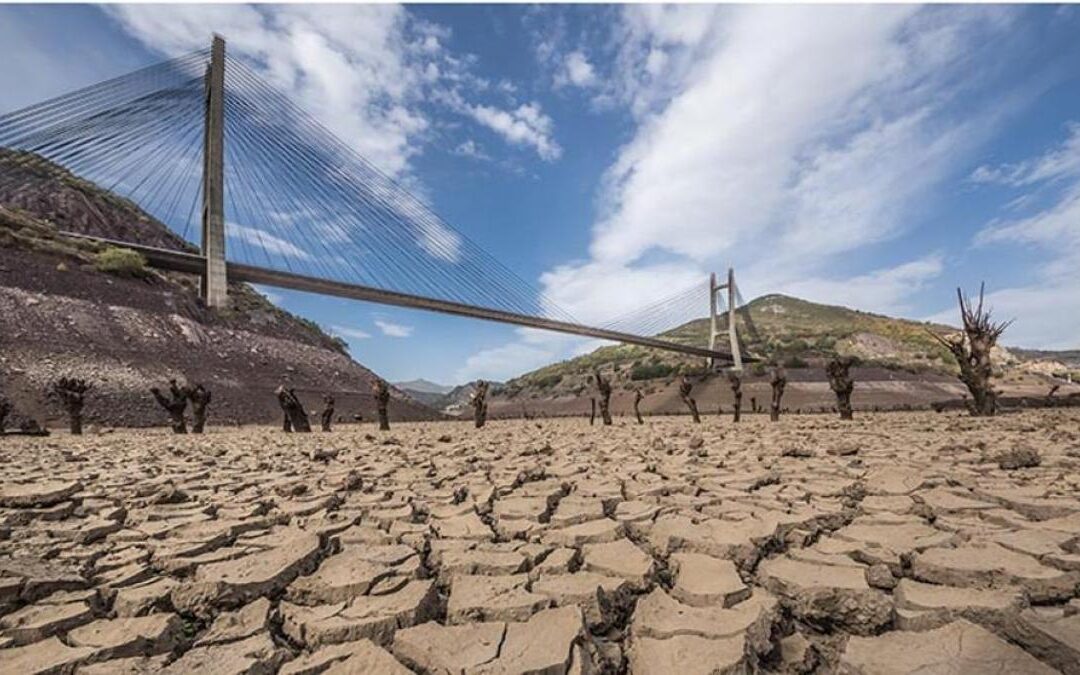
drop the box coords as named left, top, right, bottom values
left=150, top=379, right=188, bottom=433
left=320, top=394, right=335, bottom=432
left=0, top=394, right=10, bottom=434
left=50, top=376, right=91, bottom=435
left=471, top=380, right=489, bottom=428
left=187, top=384, right=211, bottom=433
left=276, top=385, right=311, bottom=432
left=592, top=369, right=613, bottom=426
left=931, top=283, right=1011, bottom=416
left=769, top=366, right=786, bottom=422
left=589, top=398, right=596, bottom=425
left=679, top=376, right=701, bottom=423
left=727, top=371, right=742, bottom=423
left=633, top=388, right=645, bottom=424
left=826, top=357, right=855, bottom=420
left=372, top=379, right=391, bottom=431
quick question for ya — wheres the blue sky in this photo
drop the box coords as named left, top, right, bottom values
left=2, top=4, right=1079, bottom=385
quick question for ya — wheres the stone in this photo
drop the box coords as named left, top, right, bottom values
left=757, top=556, right=892, bottom=634
left=543, top=518, right=623, bottom=547
left=194, top=597, right=272, bottom=647
left=0, top=480, right=82, bottom=508
left=287, top=547, right=393, bottom=605
left=628, top=634, right=748, bottom=675
left=393, top=621, right=505, bottom=673
left=1003, top=608, right=1080, bottom=675
left=581, top=538, right=655, bottom=590
left=0, top=636, right=94, bottom=673
left=113, top=577, right=177, bottom=617
left=839, top=619, right=1058, bottom=674
left=670, top=553, right=750, bottom=607
left=281, top=579, right=437, bottom=647
left=532, top=572, right=635, bottom=630
left=631, top=588, right=777, bottom=656
left=67, top=613, right=183, bottom=661
left=865, top=564, right=896, bottom=590
left=161, top=631, right=289, bottom=674
left=280, top=639, right=411, bottom=675
left=0, top=600, right=94, bottom=645
left=446, top=574, right=550, bottom=624
left=911, top=542, right=1076, bottom=602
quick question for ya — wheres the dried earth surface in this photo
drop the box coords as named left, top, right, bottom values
left=1, top=410, right=1079, bottom=673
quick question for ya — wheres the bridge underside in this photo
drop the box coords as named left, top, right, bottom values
left=66, top=233, right=738, bottom=364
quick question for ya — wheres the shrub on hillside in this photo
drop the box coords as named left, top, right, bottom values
left=93, top=246, right=149, bottom=278
left=630, top=362, right=675, bottom=381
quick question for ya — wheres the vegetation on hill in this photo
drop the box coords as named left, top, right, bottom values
left=499, top=294, right=968, bottom=399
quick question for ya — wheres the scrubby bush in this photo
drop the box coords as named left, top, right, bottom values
left=995, top=444, right=1041, bottom=470
left=93, top=246, right=149, bottom=278
left=630, top=362, right=675, bottom=381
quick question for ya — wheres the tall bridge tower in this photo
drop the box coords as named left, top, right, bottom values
left=709, top=268, right=745, bottom=371
left=200, top=35, right=228, bottom=308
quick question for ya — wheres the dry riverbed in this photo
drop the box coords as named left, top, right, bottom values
left=1, top=411, right=1079, bottom=673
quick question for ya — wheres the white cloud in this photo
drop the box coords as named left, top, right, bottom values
left=465, top=101, right=562, bottom=161
left=105, top=5, right=433, bottom=177
left=779, top=255, right=945, bottom=317
left=374, top=319, right=413, bottom=338
left=463, top=5, right=1022, bottom=377
left=331, top=324, right=372, bottom=340
left=228, top=223, right=311, bottom=260
left=555, top=51, right=597, bottom=89
left=924, top=122, right=1080, bottom=349
left=453, top=139, right=491, bottom=161
left=969, top=121, right=1080, bottom=187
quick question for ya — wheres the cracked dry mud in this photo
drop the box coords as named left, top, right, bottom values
left=1, top=410, right=1079, bottom=674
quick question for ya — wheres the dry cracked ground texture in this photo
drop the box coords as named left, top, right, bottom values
left=1, top=412, right=1079, bottom=674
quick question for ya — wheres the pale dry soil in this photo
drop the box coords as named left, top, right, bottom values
left=1, top=411, right=1079, bottom=674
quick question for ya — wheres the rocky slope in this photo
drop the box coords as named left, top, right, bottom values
left=0, top=150, right=437, bottom=428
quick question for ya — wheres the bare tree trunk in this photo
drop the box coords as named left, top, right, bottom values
left=276, top=385, right=311, bottom=432
left=593, top=369, right=613, bottom=426
left=320, top=394, right=335, bottom=432
left=471, top=381, right=489, bottom=428
left=151, top=383, right=188, bottom=434
left=769, top=366, right=786, bottom=422
left=679, top=376, right=701, bottom=423
left=0, top=395, right=10, bottom=434
left=187, top=384, right=211, bottom=433
left=51, top=376, right=91, bottom=435
left=826, top=358, right=855, bottom=420
left=372, top=379, right=391, bottom=431
left=633, top=389, right=644, bottom=425
left=727, top=371, right=742, bottom=423
left=589, top=398, right=596, bottom=426
left=931, top=284, right=1010, bottom=417
left=751, top=397, right=758, bottom=414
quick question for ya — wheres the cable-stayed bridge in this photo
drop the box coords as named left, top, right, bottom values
left=0, top=36, right=753, bottom=366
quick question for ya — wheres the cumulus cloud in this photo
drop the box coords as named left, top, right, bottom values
left=374, top=319, right=414, bottom=338
left=555, top=51, right=597, bottom=89
left=465, top=102, right=562, bottom=161
left=779, top=255, right=945, bottom=317
left=228, top=223, right=311, bottom=260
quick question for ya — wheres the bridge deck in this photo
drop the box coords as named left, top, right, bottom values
left=64, top=233, right=738, bottom=363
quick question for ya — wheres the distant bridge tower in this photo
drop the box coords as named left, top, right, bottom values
left=201, top=35, right=228, bottom=308
left=709, top=268, right=744, bottom=371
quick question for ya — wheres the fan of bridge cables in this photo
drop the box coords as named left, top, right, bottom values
left=0, top=48, right=580, bottom=324
left=600, top=275, right=764, bottom=351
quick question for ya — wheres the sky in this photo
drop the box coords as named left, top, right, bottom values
left=2, top=4, right=1079, bottom=385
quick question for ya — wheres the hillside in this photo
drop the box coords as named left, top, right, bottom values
left=0, top=149, right=438, bottom=428
left=491, top=294, right=1076, bottom=416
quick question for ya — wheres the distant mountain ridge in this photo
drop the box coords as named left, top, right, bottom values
left=394, top=379, right=454, bottom=395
